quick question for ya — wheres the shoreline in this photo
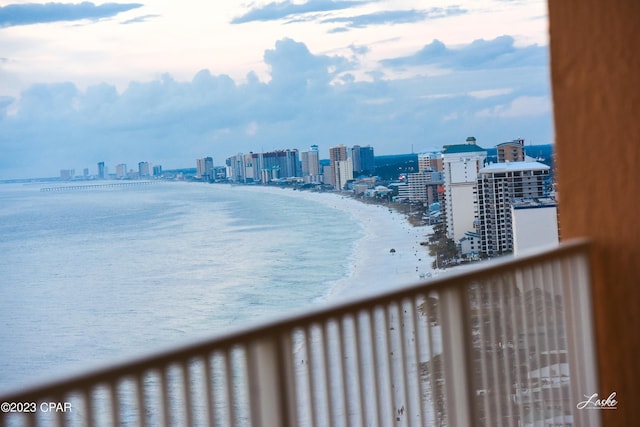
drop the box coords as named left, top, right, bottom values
left=231, top=185, right=438, bottom=299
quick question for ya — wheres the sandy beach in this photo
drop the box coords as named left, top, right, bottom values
left=309, top=193, right=436, bottom=299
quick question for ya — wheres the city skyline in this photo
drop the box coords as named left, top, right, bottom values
left=15, top=137, right=552, bottom=182
left=0, top=1, right=551, bottom=179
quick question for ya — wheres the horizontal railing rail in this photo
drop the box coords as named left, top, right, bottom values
left=0, top=239, right=600, bottom=427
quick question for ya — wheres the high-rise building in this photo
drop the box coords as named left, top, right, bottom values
left=244, top=153, right=261, bottom=182
left=329, top=144, right=349, bottom=190
left=418, top=152, right=443, bottom=172
left=97, top=162, right=105, bottom=179
left=226, top=153, right=259, bottom=183
left=301, top=145, right=321, bottom=182
left=496, top=139, right=525, bottom=163
left=225, top=150, right=300, bottom=183
left=322, top=164, right=334, bottom=186
left=335, top=159, right=353, bottom=191
left=476, top=161, right=551, bottom=257
left=196, top=158, right=204, bottom=178
left=138, top=161, right=152, bottom=178
left=351, top=145, right=375, bottom=175
left=115, top=164, right=127, bottom=179
left=442, top=137, right=487, bottom=242
left=404, top=171, right=444, bottom=204
left=196, top=157, right=214, bottom=181
left=260, top=149, right=301, bottom=181
left=226, top=154, right=245, bottom=183
left=60, top=169, right=75, bottom=180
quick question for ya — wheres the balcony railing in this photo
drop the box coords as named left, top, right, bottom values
left=0, top=239, right=599, bottom=427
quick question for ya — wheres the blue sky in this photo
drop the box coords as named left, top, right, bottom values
left=0, top=0, right=551, bottom=179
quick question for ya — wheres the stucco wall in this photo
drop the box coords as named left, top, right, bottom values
left=548, top=1, right=640, bottom=425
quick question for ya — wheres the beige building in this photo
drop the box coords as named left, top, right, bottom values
left=418, top=152, right=443, bottom=172
left=301, top=145, right=321, bottom=182
left=328, top=144, right=348, bottom=190
left=496, top=139, right=525, bottom=163
left=335, top=159, right=353, bottom=191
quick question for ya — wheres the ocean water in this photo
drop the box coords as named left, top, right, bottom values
left=0, top=181, right=362, bottom=391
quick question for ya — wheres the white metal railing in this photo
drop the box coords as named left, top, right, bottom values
left=0, top=239, right=600, bottom=427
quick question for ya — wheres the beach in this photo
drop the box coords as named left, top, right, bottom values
left=233, top=185, right=437, bottom=299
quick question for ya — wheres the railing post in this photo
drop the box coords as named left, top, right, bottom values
left=439, top=286, right=474, bottom=427
left=247, top=334, right=294, bottom=427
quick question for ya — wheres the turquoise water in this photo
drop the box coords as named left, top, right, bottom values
left=0, top=182, right=361, bottom=391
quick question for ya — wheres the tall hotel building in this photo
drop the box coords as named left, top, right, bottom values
left=225, top=150, right=300, bottom=183
left=351, top=145, right=375, bottom=175
left=404, top=171, right=444, bottom=204
left=442, top=137, right=487, bottom=242
left=196, top=157, right=214, bottom=180
left=301, top=145, right=321, bottom=183
left=97, top=162, right=106, bottom=179
left=260, top=149, right=301, bottom=181
left=115, top=163, right=127, bottom=179
left=496, top=138, right=525, bottom=163
left=138, top=161, right=153, bottom=178
left=328, top=144, right=351, bottom=190
left=60, top=169, right=75, bottom=180
left=476, top=161, right=551, bottom=257
left=418, top=152, right=443, bottom=172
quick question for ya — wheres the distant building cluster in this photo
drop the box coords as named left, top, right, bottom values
left=440, top=137, right=557, bottom=260
left=223, top=137, right=556, bottom=260
left=60, top=160, right=166, bottom=181
left=58, top=136, right=556, bottom=260
left=224, top=145, right=375, bottom=189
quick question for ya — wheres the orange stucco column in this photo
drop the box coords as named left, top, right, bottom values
left=548, top=1, right=640, bottom=425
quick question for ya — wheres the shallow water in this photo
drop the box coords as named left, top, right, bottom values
left=0, top=182, right=362, bottom=390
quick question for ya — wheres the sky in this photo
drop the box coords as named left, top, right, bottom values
left=0, top=0, right=552, bottom=179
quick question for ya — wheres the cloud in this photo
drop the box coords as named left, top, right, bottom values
left=18, top=82, right=79, bottom=117
left=382, top=35, right=547, bottom=70
left=468, top=88, right=514, bottom=99
left=231, top=0, right=371, bottom=24
left=264, top=38, right=352, bottom=91
left=0, top=38, right=553, bottom=179
left=475, top=95, right=551, bottom=118
left=321, top=6, right=466, bottom=29
left=349, top=43, right=369, bottom=56
left=0, top=2, right=144, bottom=28
left=321, top=9, right=427, bottom=28
left=120, top=14, right=160, bottom=25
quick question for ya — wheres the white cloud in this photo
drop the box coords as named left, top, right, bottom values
left=476, top=95, right=551, bottom=118
left=0, top=0, right=552, bottom=179
left=468, top=88, right=513, bottom=99
left=442, top=112, right=459, bottom=121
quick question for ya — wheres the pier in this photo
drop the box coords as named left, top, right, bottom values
left=40, top=180, right=162, bottom=192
